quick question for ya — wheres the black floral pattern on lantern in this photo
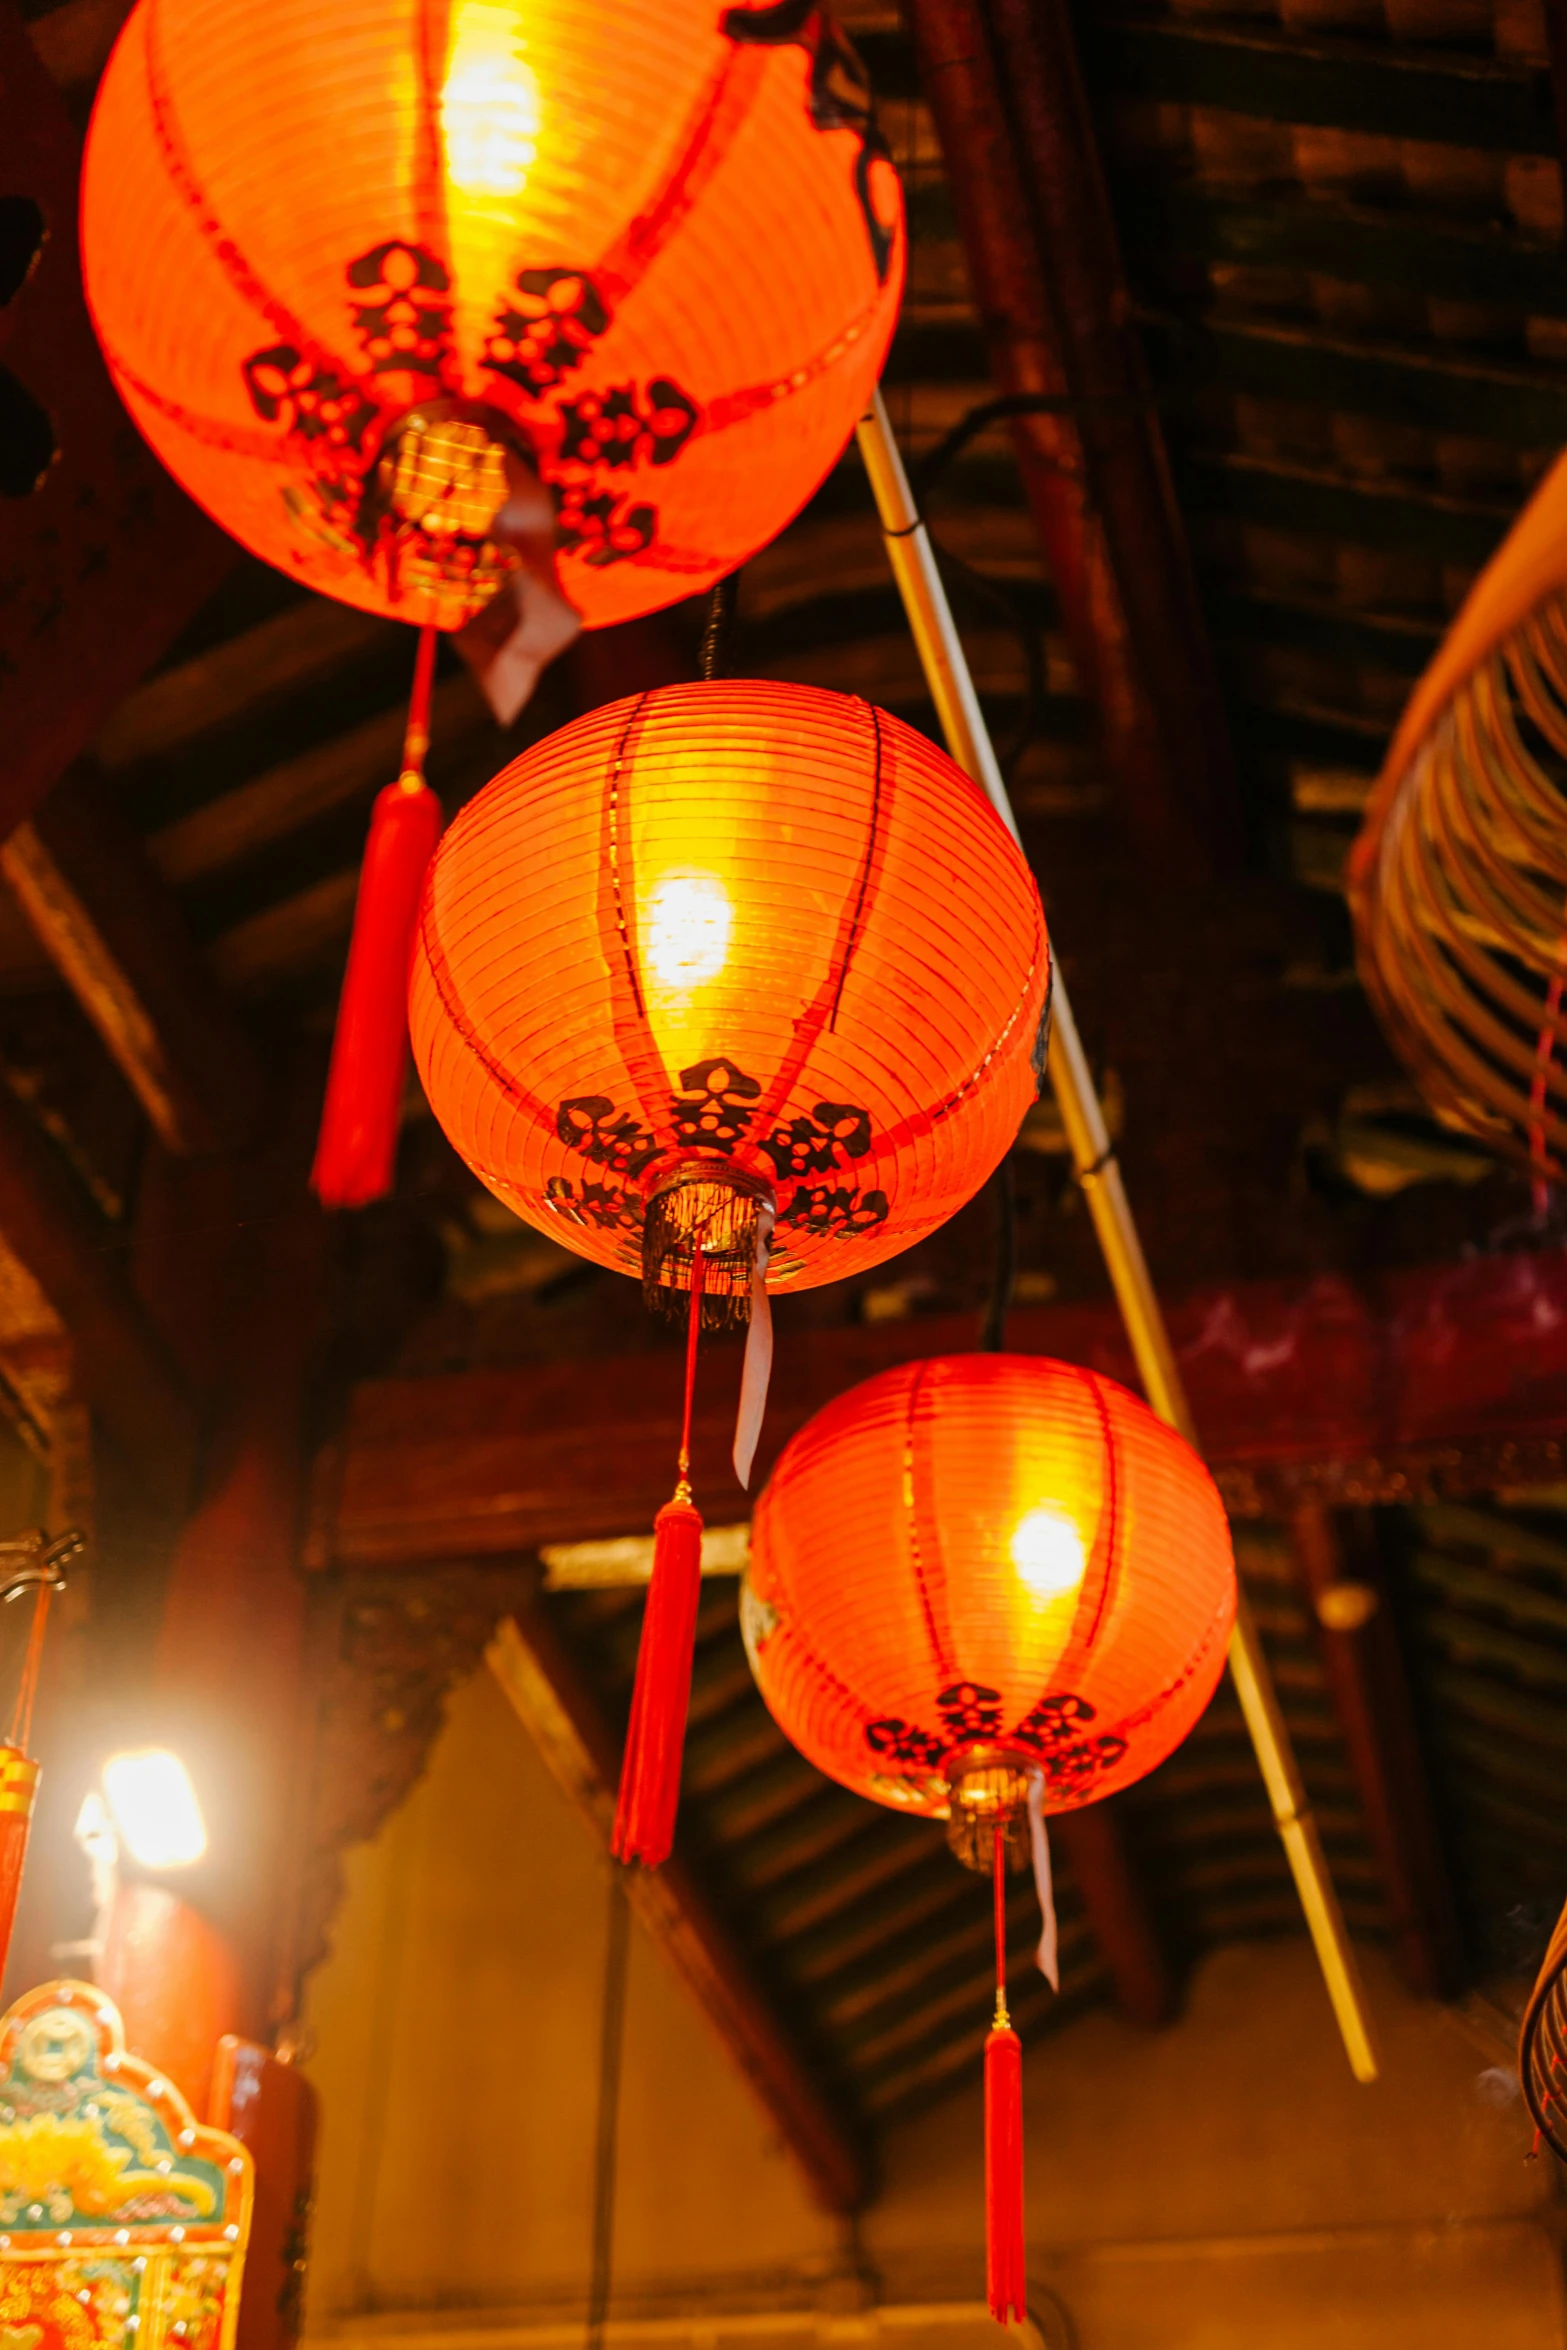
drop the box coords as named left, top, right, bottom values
left=558, top=379, right=700, bottom=472
left=776, top=1180, right=889, bottom=1240
left=483, top=268, right=608, bottom=398
left=553, top=483, right=658, bottom=568
left=542, top=1173, right=644, bottom=1233
left=241, top=350, right=378, bottom=453
left=865, top=1716, right=945, bottom=1769
left=345, top=241, right=454, bottom=385
left=761, top=1101, right=872, bottom=1181
left=721, top=0, right=897, bottom=283
left=556, top=1096, right=661, bottom=1178
left=1012, top=1693, right=1128, bottom=1801
left=669, top=1059, right=763, bottom=1152
left=936, top=1681, right=1004, bottom=1740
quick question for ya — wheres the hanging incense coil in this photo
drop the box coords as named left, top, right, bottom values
left=1522, top=1893, right=1567, bottom=2158
left=1351, top=454, right=1567, bottom=1183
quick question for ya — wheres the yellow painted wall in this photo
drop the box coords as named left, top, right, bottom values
left=302, top=1661, right=840, bottom=2321
left=303, top=1662, right=1566, bottom=2348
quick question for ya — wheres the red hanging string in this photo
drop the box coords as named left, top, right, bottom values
left=612, top=1247, right=707, bottom=1869
left=312, top=624, right=444, bottom=1207
left=985, top=1821, right=1026, bottom=2328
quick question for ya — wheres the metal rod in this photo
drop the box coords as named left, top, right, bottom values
left=855, top=387, right=1378, bottom=2082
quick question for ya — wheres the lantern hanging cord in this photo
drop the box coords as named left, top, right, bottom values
left=675, top=1241, right=707, bottom=1493
left=401, top=624, right=439, bottom=780
left=700, top=576, right=739, bottom=681
left=992, top=1823, right=1010, bottom=2030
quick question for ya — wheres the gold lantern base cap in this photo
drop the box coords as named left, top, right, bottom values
left=944, top=1744, right=1034, bottom=1874
left=641, top=1157, right=774, bottom=1330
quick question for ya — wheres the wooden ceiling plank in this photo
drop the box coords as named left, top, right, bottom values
left=486, top=1608, right=869, bottom=2215
left=906, top=0, right=1243, bottom=872
left=0, top=1075, right=193, bottom=1503
left=0, top=0, right=233, bottom=845
left=2, top=768, right=268, bottom=1156
left=94, top=602, right=394, bottom=774
left=146, top=673, right=489, bottom=889
left=1078, top=14, right=1554, bottom=153
left=310, top=1251, right=1567, bottom=1572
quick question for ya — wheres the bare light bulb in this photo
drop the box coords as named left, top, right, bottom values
left=101, top=1749, right=207, bottom=1870
left=1009, top=1505, right=1087, bottom=1603
left=646, top=873, right=733, bottom=989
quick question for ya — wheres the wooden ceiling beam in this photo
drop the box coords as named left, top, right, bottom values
left=903, top=0, right=1242, bottom=873
left=2, top=768, right=268, bottom=1156
left=0, top=0, right=232, bottom=845
left=306, top=1249, right=1567, bottom=1572
left=0, top=1077, right=193, bottom=1502
left=485, top=1607, right=869, bottom=2216
left=1288, top=1500, right=1465, bottom=2000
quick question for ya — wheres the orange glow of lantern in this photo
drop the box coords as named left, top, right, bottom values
left=743, top=1353, right=1236, bottom=2325
left=411, top=681, right=1051, bottom=1868
left=745, top=1353, right=1235, bottom=1817
left=79, top=0, right=905, bottom=636
left=410, top=680, right=1050, bottom=1313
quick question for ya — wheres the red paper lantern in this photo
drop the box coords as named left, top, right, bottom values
left=744, top=1352, right=1235, bottom=2326
left=410, top=681, right=1051, bottom=1310
left=80, top=0, right=904, bottom=635
left=746, top=1353, right=1236, bottom=1821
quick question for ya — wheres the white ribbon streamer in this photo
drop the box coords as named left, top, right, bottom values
left=1027, top=1773, right=1059, bottom=1991
left=732, top=1198, right=777, bottom=1489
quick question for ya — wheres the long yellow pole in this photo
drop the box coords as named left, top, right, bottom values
left=856, top=388, right=1378, bottom=2082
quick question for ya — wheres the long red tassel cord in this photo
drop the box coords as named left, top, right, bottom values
left=612, top=1246, right=707, bottom=1868
left=985, top=1821, right=1026, bottom=2327
left=0, top=1575, right=52, bottom=1979
left=312, top=624, right=444, bottom=1207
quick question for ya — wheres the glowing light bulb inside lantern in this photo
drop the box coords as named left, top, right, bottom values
left=441, top=2, right=542, bottom=355
left=442, top=3, right=541, bottom=195
left=643, top=872, right=735, bottom=1070
left=101, top=1749, right=207, bottom=1871
left=1009, top=1505, right=1087, bottom=1603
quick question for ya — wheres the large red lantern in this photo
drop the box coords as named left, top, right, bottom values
left=79, top=0, right=904, bottom=637
left=411, top=682, right=1049, bottom=1308
left=411, top=682, right=1052, bottom=1865
left=744, top=1353, right=1236, bottom=2323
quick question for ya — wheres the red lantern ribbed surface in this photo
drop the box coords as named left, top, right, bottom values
left=80, top=0, right=904, bottom=632
left=409, top=682, right=1050, bottom=1299
left=744, top=1354, right=1236, bottom=1817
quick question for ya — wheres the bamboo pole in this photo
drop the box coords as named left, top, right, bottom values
left=856, top=388, right=1378, bottom=2082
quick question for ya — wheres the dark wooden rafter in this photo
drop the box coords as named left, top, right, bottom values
left=1, top=769, right=268, bottom=1156
left=486, top=1606, right=869, bottom=2215
left=306, top=1249, right=1567, bottom=1572
left=0, top=0, right=232, bottom=844
left=902, top=0, right=1241, bottom=873
left=1288, top=1500, right=1464, bottom=1999
left=1544, top=1, right=1567, bottom=217
left=0, top=1075, right=192, bottom=1501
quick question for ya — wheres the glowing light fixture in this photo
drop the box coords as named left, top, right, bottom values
left=102, top=1750, right=208, bottom=1871
left=1009, top=1505, right=1087, bottom=1602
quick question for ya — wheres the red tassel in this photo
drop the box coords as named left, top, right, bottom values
left=313, top=627, right=442, bottom=1207
left=612, top=1495, right=704, bottom=1865
left=613, top=1245, right=709, bottom=1868
left=985, top=2019, right=1026, bottom=2326
left=985, top=1817, right=1026, bottom=2327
